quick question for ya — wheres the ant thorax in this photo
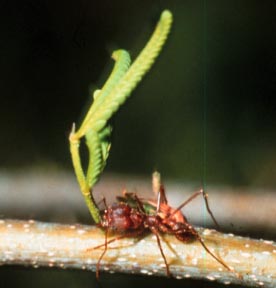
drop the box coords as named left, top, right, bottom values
left=158, top=203, right=188, bottom=223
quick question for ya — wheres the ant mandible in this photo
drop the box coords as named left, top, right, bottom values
left=92, top=173, right=234, bottom=279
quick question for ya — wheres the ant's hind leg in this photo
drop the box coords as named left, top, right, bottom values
left=194, top=232, right=240, bottom=277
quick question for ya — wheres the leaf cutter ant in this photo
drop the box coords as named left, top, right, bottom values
left=92, top=173, right=235, bottom=279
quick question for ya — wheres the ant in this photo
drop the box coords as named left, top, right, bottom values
left=92, top=173, right=235, bottom=279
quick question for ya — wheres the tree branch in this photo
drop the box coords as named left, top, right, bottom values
left=0, top=219, right=275, bottom=287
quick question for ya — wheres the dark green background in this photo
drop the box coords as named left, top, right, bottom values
left=1, top=0, right=276, bottom=188
left=0, top=1, right=275, bottom=287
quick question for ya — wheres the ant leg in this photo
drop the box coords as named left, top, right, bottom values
left=92, top=229, right=146, bottom=279
left=90, top=228, right=145, bottom=250
left=156, top=191, right=161, bottom=213
left=170, top=189, right=220, bottom=229
left=96, top=228, right=108, bottom=279
left=152, top=171, right=168, bottom=213
left=151, top=230, right=171, bottom=277
left=193, top=231, right=237, bottom=275
left=201, top=189, right=220, bottom=229
left=133, top=194, right=146, bottom=213
left=156, top=184, right=168, bottom=213
left=89, top=235, right=127, bottom=250
left=96, top=197, right=107, bottom=209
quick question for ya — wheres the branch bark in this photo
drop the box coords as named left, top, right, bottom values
left=0, top=219, right=275, bottom=287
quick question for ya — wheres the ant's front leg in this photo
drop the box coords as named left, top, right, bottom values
left=171, top=189, right=220, bottom=229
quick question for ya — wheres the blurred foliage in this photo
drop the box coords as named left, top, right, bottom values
left=0, top=0, right=276, bottom=189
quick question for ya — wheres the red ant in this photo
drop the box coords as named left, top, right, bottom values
left=92, top=176, right=235, bottom=279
